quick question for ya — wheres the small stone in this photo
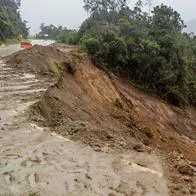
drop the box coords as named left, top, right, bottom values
left=183, top=176, right=193, bottom=183
left=85, top=173, right=92, bottom=180
left=58, top=111, right=62, bottom=115
left=80, top=122, right=86, bottom=127
left=106, top=134, right=113, bottom=139
left=133, top=144, right=145, bottom=152
left=173, top=186, right=181, bottom=191
left=94, top=147, right=101, bottom=152
left=178, top=165, right=194, bottom=176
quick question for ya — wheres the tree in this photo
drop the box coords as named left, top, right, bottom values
left=15, top=0, right=21, bottom=8
left=83, top=0, right=127, bottom=13
left=0, top=0, right=29, bottom=40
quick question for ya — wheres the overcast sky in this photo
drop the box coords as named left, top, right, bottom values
left=20, top=0, right=196, bottom=35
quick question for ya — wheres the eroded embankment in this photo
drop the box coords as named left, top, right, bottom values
left=33, top=52, right=196, bottom=157
left=34, top=51, right=196, bottom=196
left=6, top=45, right=196, bottom=196
left=1, top=55, right=170, bottom=196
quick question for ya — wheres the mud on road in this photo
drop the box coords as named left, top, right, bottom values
left=0, top=44, right=195, bottom=196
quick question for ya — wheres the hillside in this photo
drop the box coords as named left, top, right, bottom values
left=6, top=44, right=196, bottom=195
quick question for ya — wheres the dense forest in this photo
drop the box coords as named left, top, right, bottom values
left=0, top=0, right=28, bottom=41
left=75, top=0, right=195, bottom=107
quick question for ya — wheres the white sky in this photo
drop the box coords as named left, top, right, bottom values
left=20, top=0, right=196, bottom=35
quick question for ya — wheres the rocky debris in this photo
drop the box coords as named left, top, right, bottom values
left=178, top=164, right=194, bottom=176
left=183, top=176, right=193, bottom=183
left=165, top=151, right=196, bottom=196
left=133, top=144, right=146, bottom=152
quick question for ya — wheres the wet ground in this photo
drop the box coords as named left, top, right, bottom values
left=0, top=41, right=169, bottom=196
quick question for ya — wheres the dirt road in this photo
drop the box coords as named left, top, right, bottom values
left=0, top=43, right=169, bottom=195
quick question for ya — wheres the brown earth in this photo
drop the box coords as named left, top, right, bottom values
left=33, top=50, right=196, bottom=159
left=5, top=44, right=196, bottom=195
left=6, top=44, right=75, bottom=78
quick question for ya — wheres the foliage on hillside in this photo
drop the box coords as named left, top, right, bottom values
left=0, top=0, right=29, bottom=41
left=77, top=0, right=196, bottom=106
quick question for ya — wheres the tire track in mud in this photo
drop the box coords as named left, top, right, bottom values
left=0, top=58, right=169, bottom=196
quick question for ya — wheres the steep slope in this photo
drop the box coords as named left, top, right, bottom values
left=35, top=51, right=196, bottom=160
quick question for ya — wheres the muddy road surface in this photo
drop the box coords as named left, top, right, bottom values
left=0, top=42, right=168, bottom=195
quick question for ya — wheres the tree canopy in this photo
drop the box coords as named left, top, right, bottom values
left=0, top=0, right=28, bottom=41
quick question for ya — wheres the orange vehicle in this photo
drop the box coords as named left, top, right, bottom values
left=20, top=41, right=32, bottom=49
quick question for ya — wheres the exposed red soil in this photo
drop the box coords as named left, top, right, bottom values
left=33, top=52, right=196, bottom=162
left=114, top=77, right=196, bottom=161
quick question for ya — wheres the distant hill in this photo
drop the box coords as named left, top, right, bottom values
left=185, top=20, right=196, bottom=34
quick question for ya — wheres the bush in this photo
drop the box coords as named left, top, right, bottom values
left=80, top=35, right=101, bottom=55
left=57, top=31, right=79, bottom=45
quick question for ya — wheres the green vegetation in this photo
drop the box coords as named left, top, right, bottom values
left=0, top=0, right=29, bottom=41
left=0, top=38, right=20, bottom=45
left=76, top=0, right=196, bottom=106
left=36, top=23, right=78, bottom=44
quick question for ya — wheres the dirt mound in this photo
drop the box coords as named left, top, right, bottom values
left=35, top=54, right=151, bottom=152
left=6, top=44, right=75, bottom=78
